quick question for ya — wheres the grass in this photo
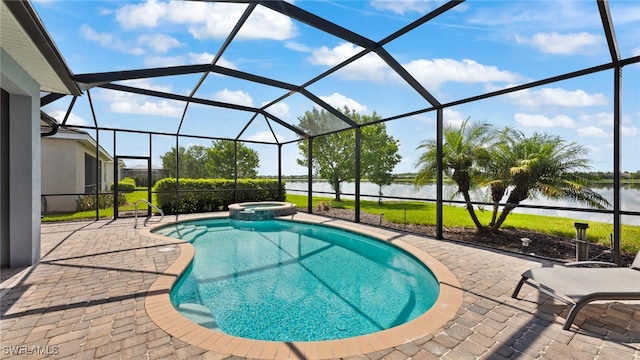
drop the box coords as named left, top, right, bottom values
left=285, top=194, right=640, bottom=254
left=42, top=190, right=155, bottom=222
left=41, top=190, right=639, bottom=254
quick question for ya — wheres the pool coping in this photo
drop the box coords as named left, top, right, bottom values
left=139, top=213, right=462, bottom=359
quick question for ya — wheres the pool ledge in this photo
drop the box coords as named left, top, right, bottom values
left=139, top=215, right=462, bottom=360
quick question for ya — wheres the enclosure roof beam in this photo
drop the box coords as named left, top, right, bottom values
left=102, top=83, right=259, bottom=113
left=379, top=1, right=465, bottom=46
left=74, top=64, right=212, bottom=89
left=210, top=65, right=299, bottom=91
left=375, top=47, right=441, bottom=107
left=255, top=0, right=378, bottom=50
left=101, top=83, right=306, bottom=138
left=598, top=0, right=620, bottom=66
left=41, top=92, right=66, bottom=106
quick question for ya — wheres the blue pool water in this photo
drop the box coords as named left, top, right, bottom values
left=154, top=218, right=440, bottom=342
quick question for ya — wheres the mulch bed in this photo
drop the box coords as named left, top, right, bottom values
left=303, top=207, right=636, bottom=267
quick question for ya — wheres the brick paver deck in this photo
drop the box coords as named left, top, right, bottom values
left=1, top=213, right=639, bottom=359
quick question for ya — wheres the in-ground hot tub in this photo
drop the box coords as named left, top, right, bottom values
left=228, top=201, right=296, bottom=220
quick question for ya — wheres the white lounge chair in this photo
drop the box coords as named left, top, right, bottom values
left=511, top=250, right=640, bottom=330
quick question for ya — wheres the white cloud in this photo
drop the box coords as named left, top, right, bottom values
left=404, top=58, right=520, bottom=90
left=320, top=93, right=368, bottom=113
left=309, top=42, right=365, bottom=66
left=144, top=53, right=236, bottom=68
left=443, top=108, right=467, bottom=128
left=577, top=126, right=609, bottom=138
left=308, top=43, right=519, bottom=89
left=79, top=24, right=144, bottom=55
left=94, top=81, right=183, bottom=118
left=508, top=87, right=608, bottom=108
left=622, top=125, right=639, bottom=136
left=285, top=41, right=312, bottom=53
left=110, top=99, right=183, bottom=118
left=49, top=110, right=89, bottom=126
left=247, top=130, right=286, bottom=143
left=515, top=32, right=603, bottom=55
left=467, top=2, right=599, bottom=31
left=514, top=113, right=576, bottom=128
left=117, top=79, right=173, bottom=93
left=370, top=0, right=434, bottom=15
left=580, top=112, right=612, bottom=126
left=137, top=33, right=182, bottom=53
left=264, top=102, right=291, bottom=119
left=212, top=89, right=254, bottom=107
left=116, top=1, right=296, bottom=40
left=309, top=42, right=389, bottom=83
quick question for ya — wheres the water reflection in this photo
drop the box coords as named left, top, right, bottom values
left=286, top=181, right=640, bottom=226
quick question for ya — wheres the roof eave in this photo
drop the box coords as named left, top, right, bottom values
left=3, top=0, right=81, bottom=96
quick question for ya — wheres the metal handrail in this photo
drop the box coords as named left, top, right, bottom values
left=134, top=199, right=164, bottom=228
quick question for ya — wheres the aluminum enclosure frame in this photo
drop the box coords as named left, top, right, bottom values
left=35, top=0, right=640, bottom=264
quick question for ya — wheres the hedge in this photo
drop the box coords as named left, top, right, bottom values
left=153, top=178, right=286, bottom=214
left=110, top=177, right=136, bottom=192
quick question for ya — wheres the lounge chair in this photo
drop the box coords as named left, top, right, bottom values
left=511, top=250, right=640, bottom=330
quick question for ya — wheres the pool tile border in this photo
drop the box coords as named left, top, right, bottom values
left=140, top=214, right=463, bottom=359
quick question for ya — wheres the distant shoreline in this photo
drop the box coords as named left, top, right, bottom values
left=276, top=177, right=640, bottom=186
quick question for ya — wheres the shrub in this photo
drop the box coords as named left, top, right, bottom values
left=76, top=193, right=126, bottom=211
left=121, top=177, right=136, bottom=185
left=154, top=178, right=286, bottom=214
left=110, top=177, right=136, bottom=192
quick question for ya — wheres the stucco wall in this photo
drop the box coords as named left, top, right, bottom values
left=41, top=136, right=114, bottom=212
left=1, top=48, right=41, bottom=267
left=41, top=137, right=79, bottom=212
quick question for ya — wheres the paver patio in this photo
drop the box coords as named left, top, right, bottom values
left=1, top=213, right=639, bottom=359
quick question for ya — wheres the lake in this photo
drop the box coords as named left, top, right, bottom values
left=285, top=181, right=640, bottom=226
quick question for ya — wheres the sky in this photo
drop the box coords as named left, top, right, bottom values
left=34, top=0, right=640, bottom=176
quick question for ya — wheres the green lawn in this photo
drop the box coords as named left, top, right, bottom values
left=285, top=194, right=640, bottom=254
left=42, top=190, right=155, bottom=222
left=41, top=190, right=639, bottom=254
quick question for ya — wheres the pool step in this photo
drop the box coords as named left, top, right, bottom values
left=157, top=224, right=207, bottom=242
left=181, top=226, right=207, bottom=242
left=177, top=303, right=219, bottom=330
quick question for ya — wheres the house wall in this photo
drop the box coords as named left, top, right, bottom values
left=41, top=137, right=114, bottom=213
left=41, top=137, right=80, bottom=212
left=76, top=141, right=113, bottom=192
left=0, top=48, right=41, bottom=267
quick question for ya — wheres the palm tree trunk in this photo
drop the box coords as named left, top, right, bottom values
left=462, top=192, right=484, bottom=230
left=489, top=202, right=499, bottom=227
left=492, top=204, right=516, bottom=229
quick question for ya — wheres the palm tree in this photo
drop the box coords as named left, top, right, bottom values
left=477, top=127, right=520, bottom=227
left=491, top=132, right=611, bottom=230
left=415, top=118, right=493, bottom=230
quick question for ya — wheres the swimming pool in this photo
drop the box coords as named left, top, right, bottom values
left=154, top=218, right=440, bottom=342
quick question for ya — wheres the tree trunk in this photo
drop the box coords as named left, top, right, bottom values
left=489, top=184, right=506, bottom=227
left=492, top=189, right=525, bottom=230
left=492, top=204, right=516, bottom=230
left=461, top=191, right=484, bottom=230
left=331, top=179, right=342, bottom=201
left=489, top=202, right=499, bottom=227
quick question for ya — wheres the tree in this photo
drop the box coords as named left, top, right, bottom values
left=160, top=141, right=260, bottom=179
left=362, top=123, right=401, bottom=204
left=477, top=127, right=520, bottom=227
left=297, top=107, right=401, bottom=201
left=206, top=140, right=259, bottom=179
left=414, top=118, right=493, bottom=230
left=184, top=145, right=209, bottom=179
left=414, top=121, right=610, bottom=232
left=160, top=146, right=187, bottom=178
left=490, top=132, right=610, bottom=229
